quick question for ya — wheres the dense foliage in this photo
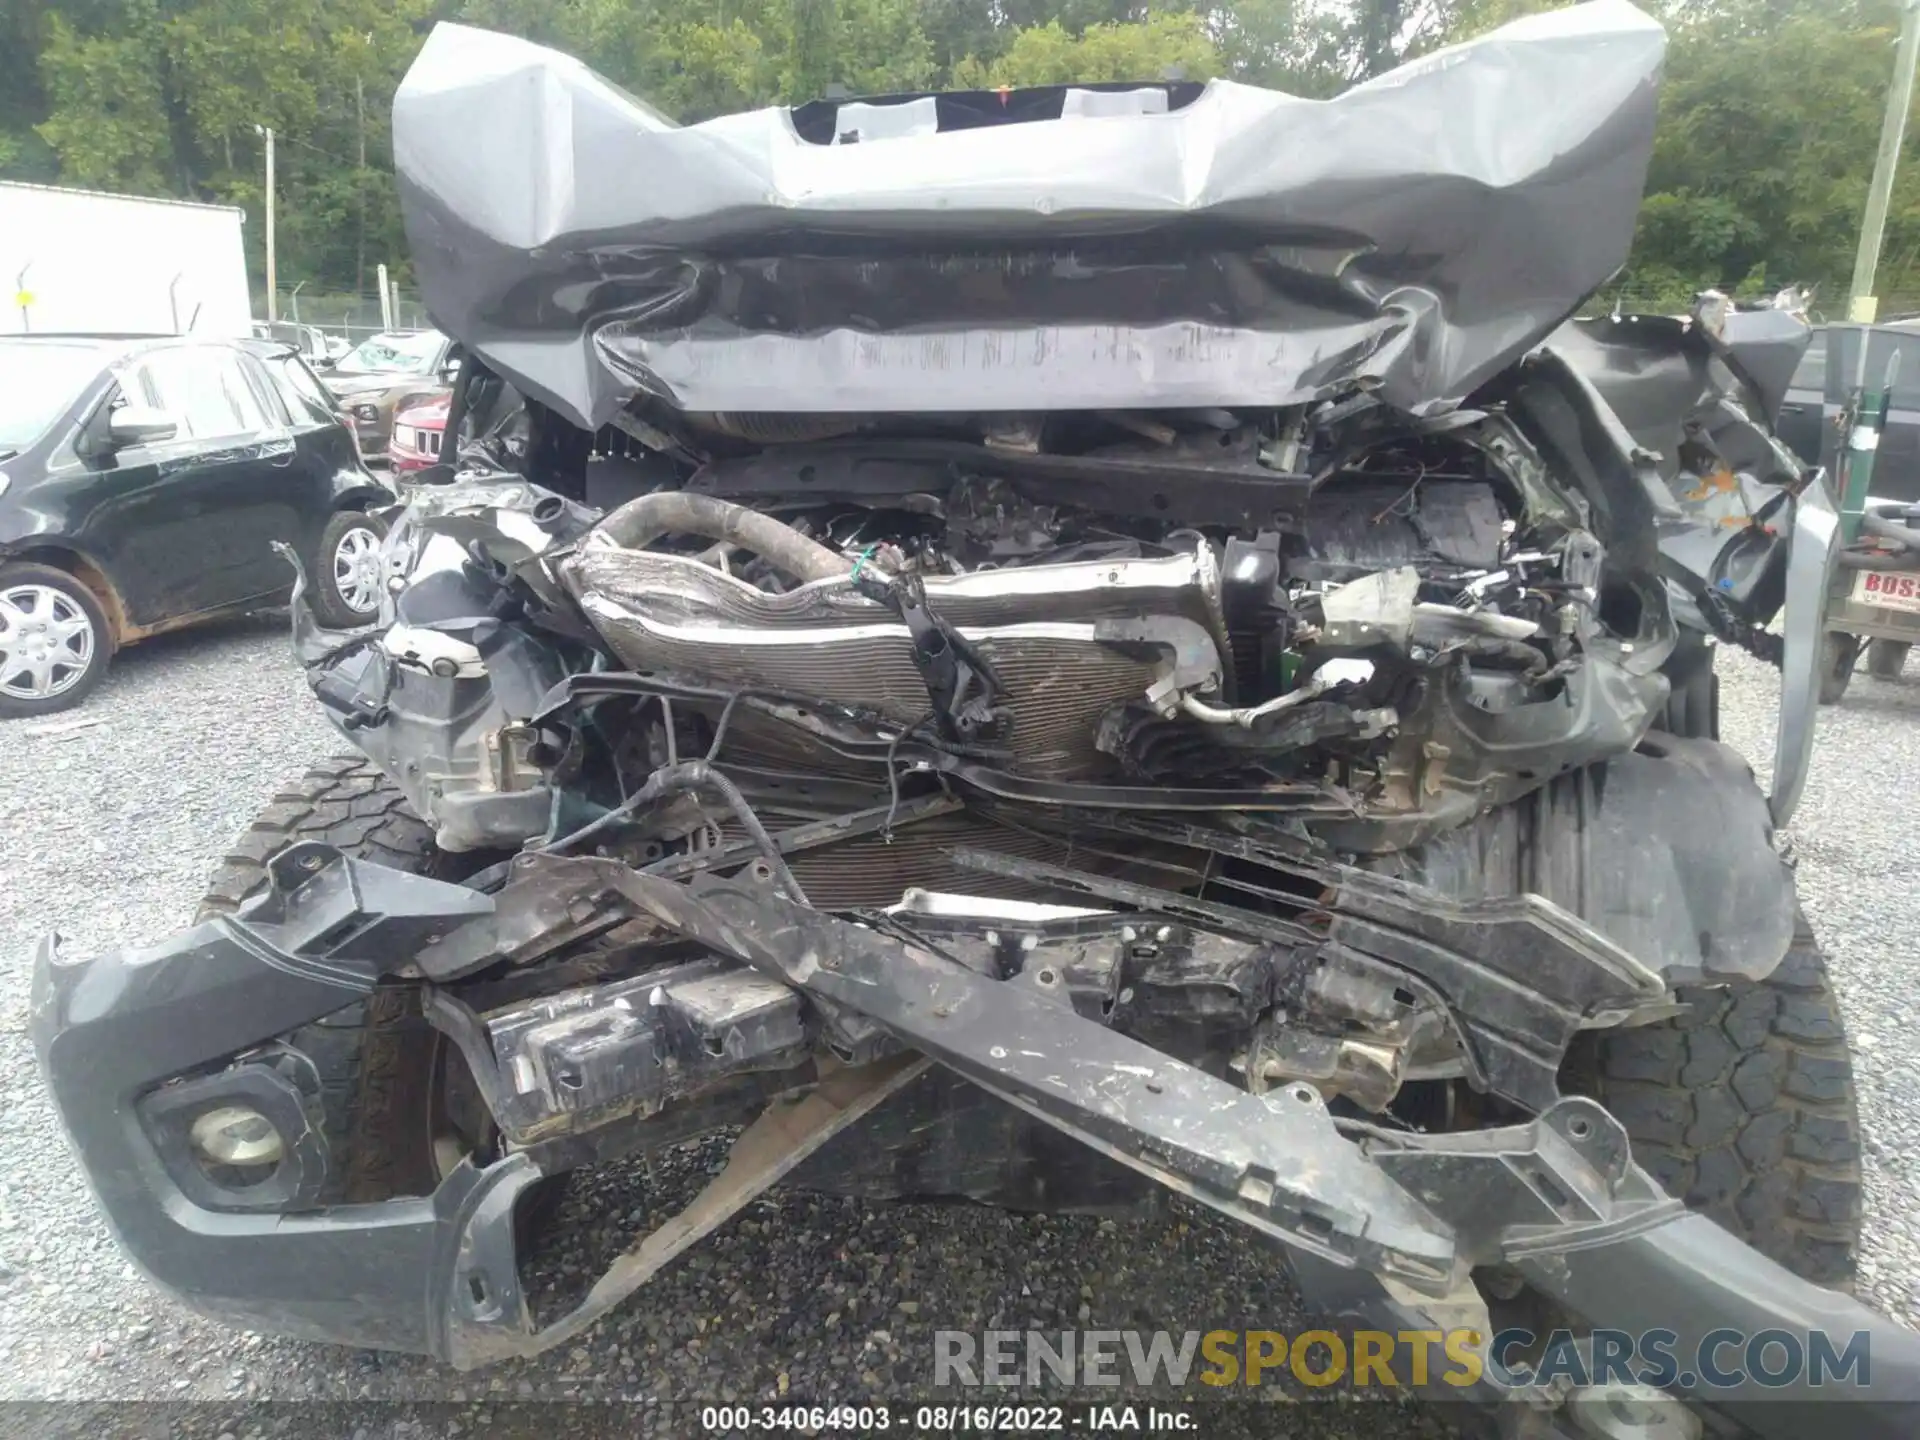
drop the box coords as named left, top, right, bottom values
left=1, top=0, right=1914, bottom=314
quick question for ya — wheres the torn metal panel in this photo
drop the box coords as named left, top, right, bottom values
left=1364, top=735, right=1797, bottom=988
left=392, top=3, right=1665, bottom=427
left=947, top=840, right=1663, bottom=1111
left=1553, top=308, right=1814, bottom=480
left=501, top=852, right=1460, bottom=1289
left=37, top=832, right=1920, bottom=1411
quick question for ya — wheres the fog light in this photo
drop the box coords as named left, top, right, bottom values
left=189, top=1105, right=285, bottom=1168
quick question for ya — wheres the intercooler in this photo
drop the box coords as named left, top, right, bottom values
left=700, top=805, right=1213, bottom=910
left=562, top=544, right=1230, bottom=780
left=758, top=814, right=1066, bottom=909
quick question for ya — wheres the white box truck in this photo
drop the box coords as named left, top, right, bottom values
left=0, top=181, right=252, bottom=337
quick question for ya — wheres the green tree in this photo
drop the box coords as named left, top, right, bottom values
left=11, top=0, right=1919, bottom=313
left=837, top=0, right=937, bottom=96
left=952, top=14, right=1221, bottom=88
left=1613, top=0, right=1914, bottom=303
left=35, top=7, right=174, bottom=192
left=787, top=0, right=839, bottom=99
left=31, top=0, right=430, bottom=295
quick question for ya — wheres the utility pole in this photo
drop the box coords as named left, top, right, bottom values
left=1849, top=0, right=1920, bottom=321
left=355, top=71, right=367, bottom=302
left=255, top=124, right=278, bottom=322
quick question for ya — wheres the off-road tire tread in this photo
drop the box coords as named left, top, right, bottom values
left=197, top=755, right=442, bottom=1202
left=1867, top=638, right=1910, bottom=680
left=1818, top=632, right=1859, bottom=705
left=1585, top=913, right=1862, bottom=1288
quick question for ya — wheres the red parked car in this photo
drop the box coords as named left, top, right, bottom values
left=388, top=393, right=449, bottom=473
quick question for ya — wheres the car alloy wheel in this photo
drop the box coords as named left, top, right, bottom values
left=331, top=522, right=385, bottom=618
left=0, top=581, right=97, bottom=702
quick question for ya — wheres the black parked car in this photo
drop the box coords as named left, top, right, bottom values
left=0, top=334, right=394, bottom=716
left=1777, top=319, right=1920, bottom=502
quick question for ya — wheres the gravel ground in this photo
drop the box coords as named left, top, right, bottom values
left=0, top=621, right=1915, bottom=1437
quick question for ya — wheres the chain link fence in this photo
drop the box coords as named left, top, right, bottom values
left=258, top=288, right=434, bottom=341
left=1581, top=281, right=1920, bottom=325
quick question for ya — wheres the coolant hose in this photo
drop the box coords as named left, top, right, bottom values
left=593, top=490, right=846, bottom=584
left=1861, top=506, right=1920, bottom=553
left=1839, top=546, right=1920, bottom=570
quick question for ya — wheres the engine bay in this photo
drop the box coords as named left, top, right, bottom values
left=277, top=374, right=1735, bottom=1135
left=340, top=386, right=1675, bottom=861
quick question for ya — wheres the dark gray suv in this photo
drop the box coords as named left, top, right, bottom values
left=1778, top=320, right=1920, bottom=502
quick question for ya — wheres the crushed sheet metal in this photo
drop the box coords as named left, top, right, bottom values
left=392, top=2, right=1665, bottom=426
left=499, top=854, right=1460, bottom=1289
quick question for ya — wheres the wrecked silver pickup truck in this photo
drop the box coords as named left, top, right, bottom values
left=32, top=2, right=1917, bottom=1434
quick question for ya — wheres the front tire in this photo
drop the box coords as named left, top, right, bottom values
left=1655, top=633, right=1719, bottom=739
left=198, top=756, right=464, bottom=1201
left=308, top=511, right=389, bottom=629
left=1868, top=638, right=1910, bottom=680
left=1573, top=913, right=1863, bottom=1287
left=0, top=561, right=112, bottom=718
left=1818, top=631, right=1860, bottom=705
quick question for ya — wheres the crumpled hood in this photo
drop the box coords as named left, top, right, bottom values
left=393, top=0, right=1666, bottom=430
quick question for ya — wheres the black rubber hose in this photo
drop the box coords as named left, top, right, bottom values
left=593, top=490, right=846, bottom=584
left=1861, top=507, right=1920, bottom=552
left=1839, top=546, right=1920, bottom=571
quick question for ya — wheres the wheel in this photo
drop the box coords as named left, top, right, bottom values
left=198, top=756, right=482, bottom=1201
left=308, top=511, right=389, bottom=629
left=0, top=561, right=112, bottom=718
left=1817, top=631, right=1860, bottom=705
left=1571, top=912, right=1862, bottom=1287
left=1867, top=638, right=1910, bottom=680
left=1655, top=633, right=1719, bottom=740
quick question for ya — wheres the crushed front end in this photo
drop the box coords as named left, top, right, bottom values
left=30, top=3, right=1912, bottom=1434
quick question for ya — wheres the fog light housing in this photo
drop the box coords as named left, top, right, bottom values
left=139, top=1057, right=328, bottom=1213
left=189, top=1105, right=286, bottom=1168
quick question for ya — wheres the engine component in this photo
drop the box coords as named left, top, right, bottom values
left=305, top=560, right=573, bottom=851
left=590, top=490, right=846, bottom=582
left=561, top=542, right=1231, bottom=780
left=683, top=412, right=865, bottom=444
left=848, top=561, right=1008, bottom=742
left=1241, top=1022, right=1404, bottom=1112
left=478, top=957, right=811, bottom=1141
left=1291, top=479, right=1505, bottom=582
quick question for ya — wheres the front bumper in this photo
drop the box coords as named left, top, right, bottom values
left=335, top=406, right=388, bottom=458
left=27, top=850, right=521, bottom=1359
left=1770, top=473, right=1842, bottom=826
left=30, top=847, right=1920, bottom=1430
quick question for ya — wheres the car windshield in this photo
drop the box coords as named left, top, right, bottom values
left=259, top=322, right=315, bottom=353
left=0, top=341, right=105, bottom=454
left=341, top=331, right=443, bottom=374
